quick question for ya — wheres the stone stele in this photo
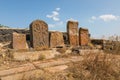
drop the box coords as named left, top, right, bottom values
left=12, top=32, right=28, bottom=50
left=50, top=31, right=65, bottom=48
left=79, top=28, right=89, bottom=46
left=30, top=20, right=49, bottom=50
left=67, top=21, right=79, bottom=46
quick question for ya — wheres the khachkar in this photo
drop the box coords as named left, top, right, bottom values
left=79, top=28, right=89, bottom=46
left=49, top=31, right=65, bottom=48
left=30, top=20, right=49, bottom=50
left=67, top=21, right=79, bottom=46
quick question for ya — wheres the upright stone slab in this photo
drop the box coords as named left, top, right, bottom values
left=50, top=31, right=65, bottom=48
left=79, top=28, right=89, bottom=46
left=30, top=20, right=49, bottom=50
left=12, top=32, right=28, bottom=50
left=67, top=21, right=79, bottom=46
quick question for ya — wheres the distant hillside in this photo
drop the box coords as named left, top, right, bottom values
left=0, top=24, right=10, bottom=29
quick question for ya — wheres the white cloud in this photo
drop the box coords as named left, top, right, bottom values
left=48, top=21, right=63, bottom=28
left=46, top=8, right=60, bottom=21
left=53, top=17, right=60, bottom=21
left=47, top=8, right=63, bottom=28
left=52, top=11, right=59, bottom=16
left=99, top=14, right=119, bottom=22
left=88, top=16, right=97, bottom=23
left=91, top=16, right=97, bottom=20
left=56, top=8, right=60, bottom=11
left=46, top=15, right=52, bottom=18
left=89, top=14, right=119, bottom=23
left=48, top=24, right=55, bottom=28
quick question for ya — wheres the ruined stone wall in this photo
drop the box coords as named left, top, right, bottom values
left=0, top=29, right=29, bottom=42
left=91, top=39, right=120, bottom=51
left=103, top=40, right=120, bottom=50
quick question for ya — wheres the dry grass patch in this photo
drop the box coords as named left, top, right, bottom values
left=67, top=53, right=120, bottom=80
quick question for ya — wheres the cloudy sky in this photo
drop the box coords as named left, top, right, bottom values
left=0, top=0, right=120, bottom=38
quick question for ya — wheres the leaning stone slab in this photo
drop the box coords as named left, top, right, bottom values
left=67, top=21, right=79, bottom=46
left=12, top=32, right=28, bottom=50
left=30, top=20, right=49, bottom=50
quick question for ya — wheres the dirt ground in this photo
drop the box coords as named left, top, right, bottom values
left=0, top=51, right=120, bottom=80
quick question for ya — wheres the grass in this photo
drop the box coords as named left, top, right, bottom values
left=104, top=41, right=120, bottom=55
left=0, top=42, right=119, bottom=80
left=20, top=52, right=120, bottom=80
left=67, top=53, right=120, bottom=80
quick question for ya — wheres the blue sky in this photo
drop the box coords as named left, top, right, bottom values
left=0, top=0, right=120, bottom=38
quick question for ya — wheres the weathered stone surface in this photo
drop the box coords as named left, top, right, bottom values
left=0, top=69, right=43, bottom=80
left=67, top=21, right=79, bottom=46
left=30, top=20, right=49, bottom=50
left=63, top=32, right=69, bottom=45
left=12, top=50, right=60, bottom=61
left=12, top=32, right=28, bottom=50
left=0, top=63, right=36, bottom=77
left=50, top=31, right=65, bottom=48
left=44, top=65, right=68, bottom=73
left=79, top=28, right=89, bottom=46
left=0, top=56, right=83, bottom=77
left=0, top=29, right=29, bottom=42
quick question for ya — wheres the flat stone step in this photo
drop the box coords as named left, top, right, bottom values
left=0, top=69, right=43, bottom=80
left=0, top=56, right=83, bottom=80
left=44, top=65, right=68, bottom=73
left=0, top=63, right=36, bottom=77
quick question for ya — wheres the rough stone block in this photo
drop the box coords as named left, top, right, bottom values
left=12, top=32, right=28, bottom=50
left=12, top=50, right=60, bottom=61
left=50, top=31, right=65, bottom=48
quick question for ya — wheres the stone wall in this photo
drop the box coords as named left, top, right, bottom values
left=0, top=29, right=29, bottom=42
left=91, top=39, right=120, bottom=52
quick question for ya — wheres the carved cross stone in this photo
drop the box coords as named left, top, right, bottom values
left=30, top=20, right=49, bottom=50
left=67, top=21, right=79, bottom=46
